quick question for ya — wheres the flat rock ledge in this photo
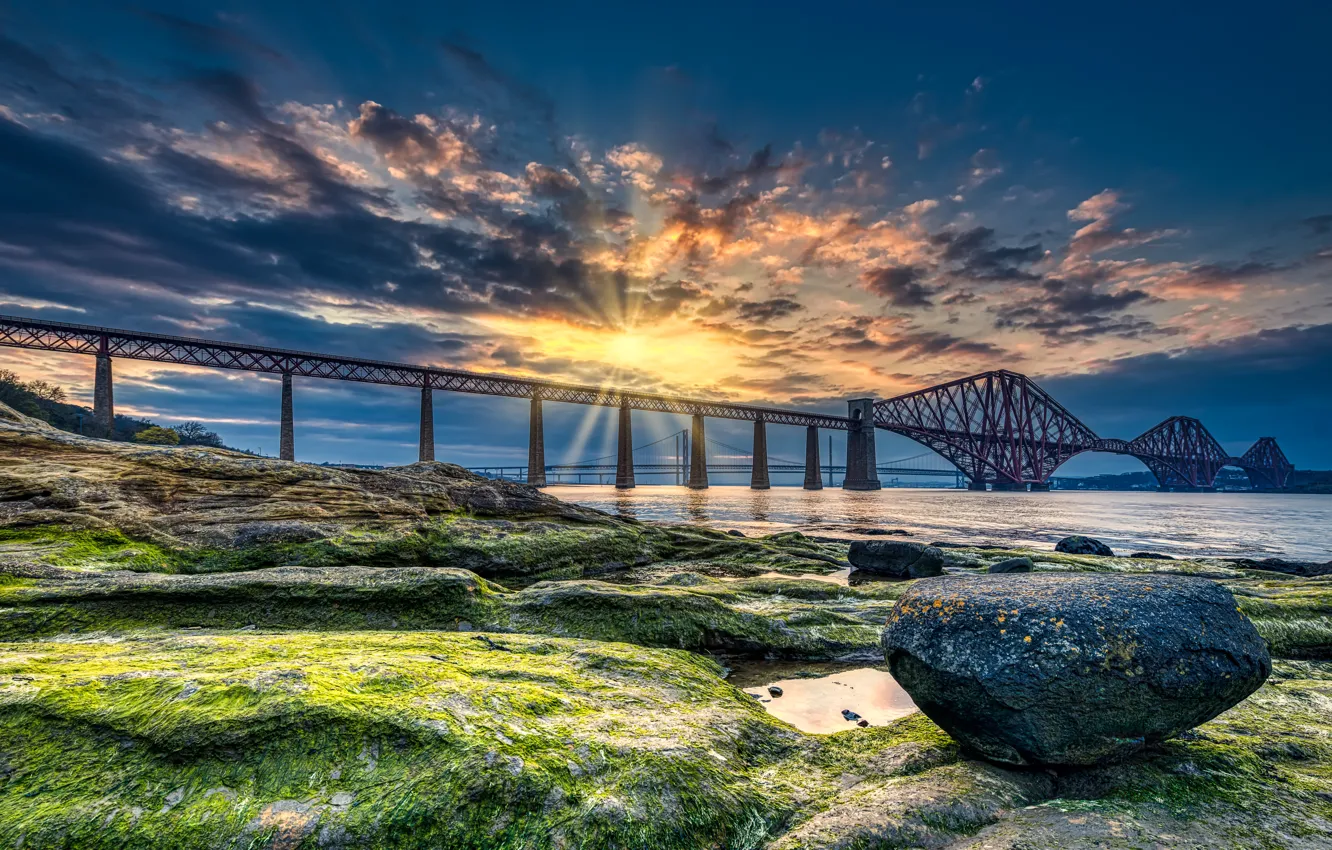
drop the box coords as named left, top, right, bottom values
left=882, top=573, right=1271, bottom=766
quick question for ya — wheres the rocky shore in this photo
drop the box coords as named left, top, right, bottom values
left=1, top=401, right=1329, bottom=848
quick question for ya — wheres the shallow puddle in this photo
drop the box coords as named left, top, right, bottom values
left=729, top=567, right=909, bottom=587
left=750, top=568, right=851, bottom=585
left=726, top=661, right=917, bottom=734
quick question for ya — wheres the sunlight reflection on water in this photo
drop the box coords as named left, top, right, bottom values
left=725, top=663, right=917, bottom=734
left=547, top=486, right=1332, bottom=560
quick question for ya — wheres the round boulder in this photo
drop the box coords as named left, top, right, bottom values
left=1054, top=535, right=1113, bottom=556
left=848, top=541, right=944, bottom=578
left=881, top=574, right=1271, bottom=766
left=988, top=556, right=1033, bottom=574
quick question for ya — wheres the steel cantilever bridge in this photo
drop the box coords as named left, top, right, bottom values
left=0, top=315, right=1295, bottom=492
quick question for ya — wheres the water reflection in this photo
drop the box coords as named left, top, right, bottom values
left=547, top=485, right=1332, bottom=560
left=726, top=662, right=917, bottom=734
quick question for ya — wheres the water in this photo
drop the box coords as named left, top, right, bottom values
left=547, top=486, right=1332, bottom=561
left=726, top=662, right=917, bottom=734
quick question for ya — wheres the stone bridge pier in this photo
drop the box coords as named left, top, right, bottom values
left=279, top=373, right=295, bottom=461
left=527, top=394, right=546, bottom=487
left=750, top=418, right=770, bottom=490
left=688, top=414, right=709, bottom=489
left=615, top=404, right=635, bottom=489
left=419, top=386, right=435, bottom=462
left=803, top=425, right=823, bottom=490
left=93, top=346, right=114, bottom=438
left=842, top=398, right=881, bottom=490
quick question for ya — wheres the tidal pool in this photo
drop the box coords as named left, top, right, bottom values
left=725, top=661, right=918, bottom=734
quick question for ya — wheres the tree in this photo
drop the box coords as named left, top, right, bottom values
left=172, top=421, right=224, bottom=447
left=25, top=380, right=66, bottom=403
left=133, top=426, right=180, bottom=446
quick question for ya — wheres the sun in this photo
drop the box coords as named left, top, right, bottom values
left=605, top=331, right=647, bottom=365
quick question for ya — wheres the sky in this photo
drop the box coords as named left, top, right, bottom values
left=0, top=0, right=1329, bottom=477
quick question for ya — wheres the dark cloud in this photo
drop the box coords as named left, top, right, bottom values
left=137, top=11, right=289, bottom=65
left=692, top=144, right=795, bottom=194
left=838, top=329, right=1006, bottom=361
left=861, top=265, right=936, bottom=308
left=190, top=69, right=277, bottom=129
left=931, top=226, right=1043, bottom=282
left=992, top=276, right=1162, bottom=341
left=734, top=298, right=804, bottom=322
left=1302, top=214, right=1332, bottom=236
left=348, top=100, right=478, bottom=172
left=941, top=290, right=980, bottom=306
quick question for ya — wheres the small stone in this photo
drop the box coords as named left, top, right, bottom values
left=1054, top=535, right=1114, bottom=556
left=1131, top=552, right=1174, bottom=560
left=749, top=693, right=763, bottom=700
left=841, top=709, right=862, bottom=722
left=767, top=686, right=783, bottom=697
left=857, top=719, right=869, bottom=728
left=238, top=624, right=256, bottom=631
left=989, top=556, right=1033, bottom=574
left=726, top=529, right=746, bottom=537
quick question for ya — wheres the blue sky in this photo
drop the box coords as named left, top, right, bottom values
left=1, top=0, right=1329, bottom=476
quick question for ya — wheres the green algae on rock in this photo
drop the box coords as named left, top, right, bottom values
left=0, top=566, right=884, bottom=660
left=0, top=401, right=846, bottom=581
left=1, top=633, right=1329, bottom=849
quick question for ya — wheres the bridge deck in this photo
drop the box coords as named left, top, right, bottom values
left=0, top=315, right=851, bottom=430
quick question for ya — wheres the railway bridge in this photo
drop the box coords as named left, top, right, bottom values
left=0, top=315, right=1295, bottom=492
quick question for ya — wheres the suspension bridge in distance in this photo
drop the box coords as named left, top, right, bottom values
left=467, top=429, right=964, bottom=487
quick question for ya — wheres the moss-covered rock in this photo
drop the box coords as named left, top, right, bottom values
left=2, top=634, right=1329, bottom=848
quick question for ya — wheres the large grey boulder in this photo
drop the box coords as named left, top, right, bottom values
left=881, top=574, right=1271, bottom=766
left=1054, top=535, right=1113, bottom=556
left=848, top=541, right=944, bottom=578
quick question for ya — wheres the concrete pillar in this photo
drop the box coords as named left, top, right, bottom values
left=279, top=373, right=294, bottom=461
left=93, top=350, right=114, bottom=438
left=418, top=385, right=435, bottom=462
left=750, top=418, right=770, bottom=490
left=615, top=404, right=635, bottom=489
left=803, top=425, right=823, bottom=490
left=527, top=395, right=546, bottom=487
left=991, top=481, right=1025, bottom=492
left=967, top=481, right=989, bottom=491
left=688, top=413, right=709, bottom=490
left=842, top=398, right=881, bottom=490
left=1029, top=482, right=1051, bottom=492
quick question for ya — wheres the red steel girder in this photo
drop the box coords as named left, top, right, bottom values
left=872, top=370, right=1100, bottom=484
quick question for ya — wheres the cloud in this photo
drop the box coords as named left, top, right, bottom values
left=137, top=10, right=289, bottom=65
left=348, top=100, right=477, bottom=175
left=1302, top=214, right=1332, bottom=236
left=861, top=265, right=936, bottom=308
left=931, top=226, right=1043, bottom=281
left=992, top=275, right=1163, bottom=341
left=839, top=328, right=1007, bottom=361
left=1066, top=189, right=1175, bottom=256
left=691, top=144, right=798, bottom=194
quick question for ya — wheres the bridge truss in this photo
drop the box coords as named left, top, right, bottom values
left=0, top=315, right=849, bottom=429
left=873, top=371, right=1293, bottom=491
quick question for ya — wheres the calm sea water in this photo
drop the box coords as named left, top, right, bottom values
left=546, top=485, right=1332, bottom=561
